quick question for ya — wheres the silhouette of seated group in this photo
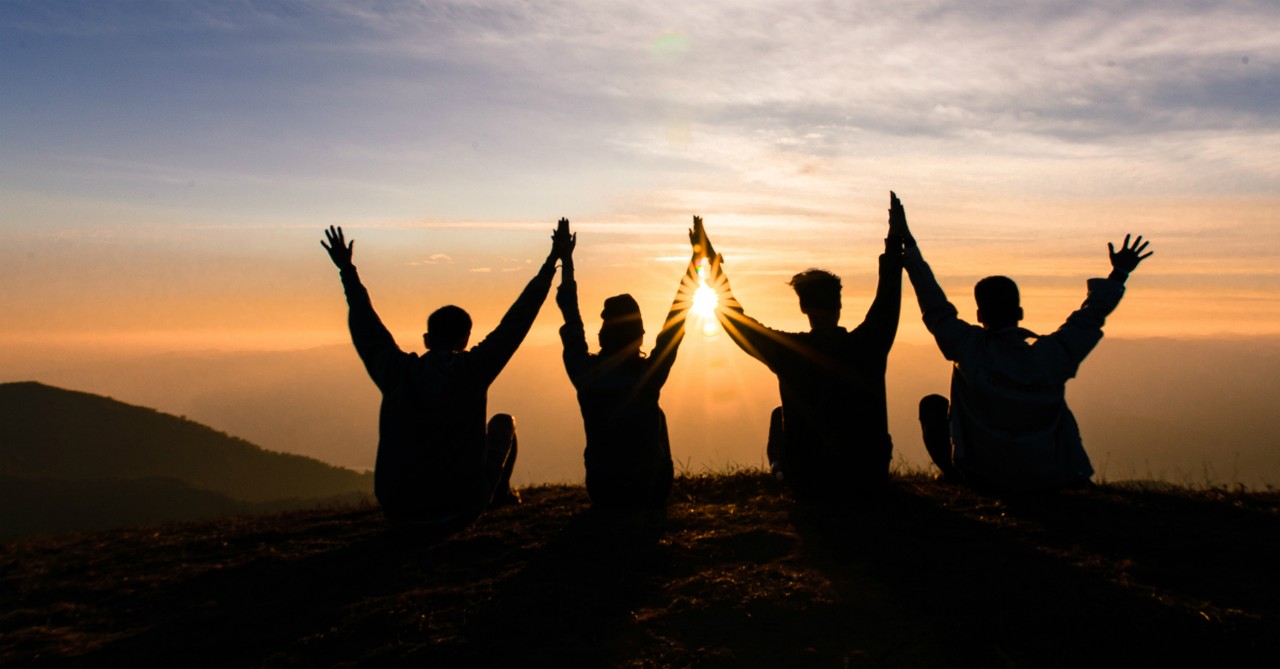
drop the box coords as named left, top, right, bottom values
left=322, top=192, right=1152, bottom=530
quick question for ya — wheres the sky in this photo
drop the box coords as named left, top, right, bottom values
left=2, top=1, right=1279, bottom=482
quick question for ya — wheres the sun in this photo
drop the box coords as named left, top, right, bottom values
left=689, top=261, right=721, bottom=336
left=691, top=282, right=719, bottom=320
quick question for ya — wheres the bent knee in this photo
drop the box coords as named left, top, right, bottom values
left=488, top=413, right=516, bottom=439
left=918, top=394, right=949, bottom=420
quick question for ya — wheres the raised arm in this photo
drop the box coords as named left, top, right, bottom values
left=553, top=218, right=591, bottom=381
left=1042, top=234, right=1152, bottom=374
left=896, top=196, right=975, bottom=361
left=469, top=220, right=570, bottom=383
left=697, top=217, right=787, bottom=365
left=643, top=219, right=704, bottom=386
left=322, top=226, right=404, bottom=391
left=853, top=192, right=906, bottom=351
left=1052, top=234, right=1152, bottom=343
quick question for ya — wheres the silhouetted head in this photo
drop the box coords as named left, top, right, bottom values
left=599, top=294, right=644, bottom=356
left=974, top=276, right=1023, bottom=329
left=789, top=269, right=842, bottom=330
left=425, top=305, right=472, bottom=352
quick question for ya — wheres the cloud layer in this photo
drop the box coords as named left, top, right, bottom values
left=1, top=1, right=1277, bottom=343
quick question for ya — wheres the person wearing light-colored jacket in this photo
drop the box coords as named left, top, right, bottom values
left=892, top=193, right=1153, bottom=491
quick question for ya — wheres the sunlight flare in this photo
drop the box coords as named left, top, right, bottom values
left=691, top=260, right=721, bottom=337
left=692, top=284, right=719, bottom=319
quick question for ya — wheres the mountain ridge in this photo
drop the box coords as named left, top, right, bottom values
left=0, top=381, right=372, bottom=539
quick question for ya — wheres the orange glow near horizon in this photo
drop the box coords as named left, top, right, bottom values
left=3, top=194, right=1279, bottom=360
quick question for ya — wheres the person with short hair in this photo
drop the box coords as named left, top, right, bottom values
left=555, top=218, right=703, bottom=510
left=696, top=198, right=906, bottom=503
left=892, top=194, right=1153, bottom=490
left=322, top=223, right=572, bottom=530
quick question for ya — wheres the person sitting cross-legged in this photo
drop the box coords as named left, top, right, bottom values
left=322, top=223, right=572, bottom=531
left=696, top=198, right=906, bottom=505
left=892, top=193, right=1154, bottom=491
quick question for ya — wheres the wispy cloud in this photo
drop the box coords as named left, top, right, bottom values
left=5, top=0, right=1274, bottom=224
left=2, top=0, right=1278, bottom=338
left=408, top=253, right=452, bottom=266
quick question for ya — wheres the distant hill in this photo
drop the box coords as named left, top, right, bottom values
left=0, top=381, right=372, bottom=538
left=0, top=473, right=1276, bottom=666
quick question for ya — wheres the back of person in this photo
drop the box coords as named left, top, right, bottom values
left=948, top=329, right=1088, bottom=489
left=770, top=329, right=893, bottom=497
left=575, top=354, right=674, bottom=507
left=575, top=356, right=663, bottom=462
left=373, top=350, right=491, bottom=519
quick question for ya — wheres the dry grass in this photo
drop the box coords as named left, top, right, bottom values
left=2, top=472, right=1277, bottom=667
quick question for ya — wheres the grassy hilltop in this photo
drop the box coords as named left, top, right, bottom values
left=2, top=472, right=1278, bottom=667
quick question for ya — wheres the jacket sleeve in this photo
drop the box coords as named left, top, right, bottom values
left=339, top=266, right=406, bottom=392
left=1036, top=277, right=1126, bottom=380
left=852, top=242, right=904, bottom=354
left=645, top=257, right=699, bottom=388
left=556, top=264, right=591, bottom=384
left=711, top=263, right=789, bottom=368
left=904, top=244, right=975, bottom=362
left=469, top=259, right=558, bottom=385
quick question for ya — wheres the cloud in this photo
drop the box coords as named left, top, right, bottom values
left=4, top=0, right=1277, bottom=232
left=409, top=253, right=453, bottom=266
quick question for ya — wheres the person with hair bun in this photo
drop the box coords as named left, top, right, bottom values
left=556, top=218, right=703, bottom=510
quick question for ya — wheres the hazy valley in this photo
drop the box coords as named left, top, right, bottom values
left=3, top=335, right=1277, bottom=490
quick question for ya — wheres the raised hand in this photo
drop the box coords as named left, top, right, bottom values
left=321, top=225, right=355, bottom=270
left=551, top=217, right=576, bottom=262
left=888, top=191, right=914, bottom=246
left=1108, top=234, right=1153, bottom=274
left=689, top=215, right=717, bottom=263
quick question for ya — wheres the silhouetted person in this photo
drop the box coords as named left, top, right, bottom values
left=556, top=218, right=703, bottom=510
left=322, top=223, right=572, bottom=530
left=696, top=199, right=906, bottom=504
left=893, top=193, right=1154, bottom=491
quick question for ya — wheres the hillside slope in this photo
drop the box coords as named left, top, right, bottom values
left=1, top=473, right=1277, bottom=667
left=0, top=381, right=372, bottom=503
left=0, top=381, right=373, bottom=539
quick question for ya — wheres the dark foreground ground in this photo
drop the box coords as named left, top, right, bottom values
left=2, top=473, right=1278, bottom=668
